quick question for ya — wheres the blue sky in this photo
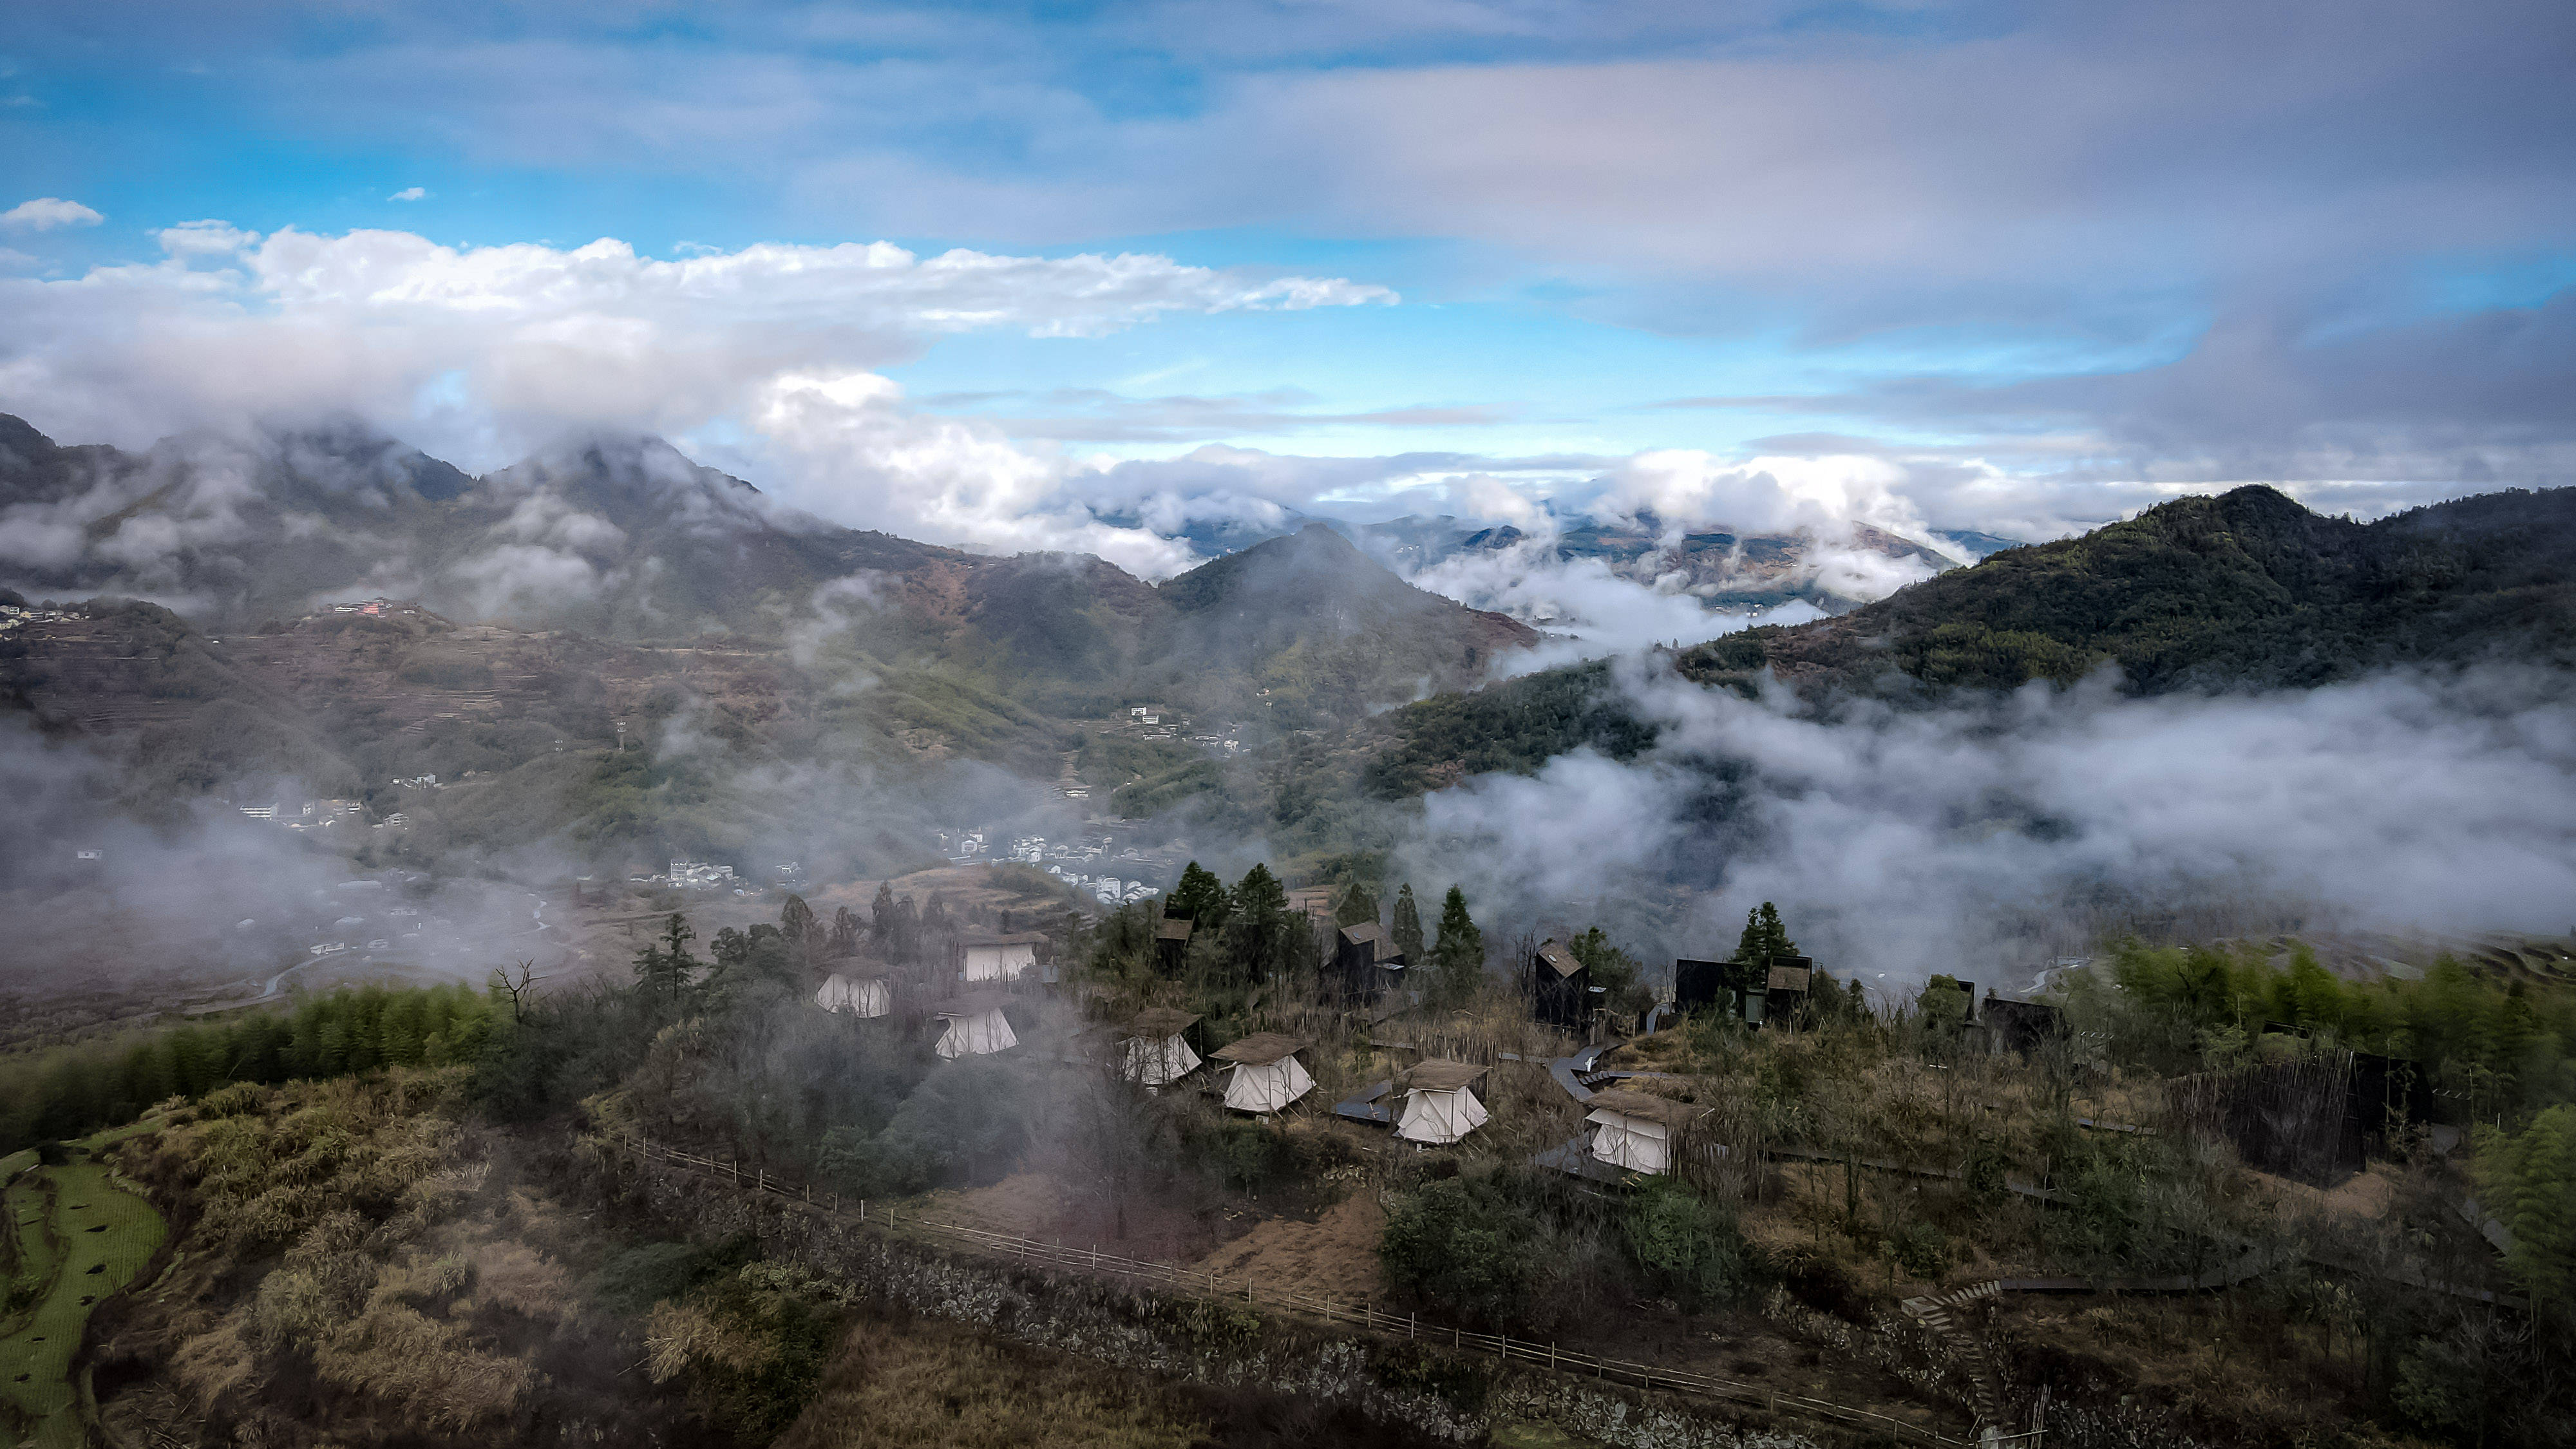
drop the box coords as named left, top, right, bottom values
left=3, top=0, right=2571, bottom=556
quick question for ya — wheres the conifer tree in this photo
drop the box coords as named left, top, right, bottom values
left=828, top=906, right=860, bottom=958
left=893, top=895, right=920, bottom=963
left=1334, top=883, right=1381, bottom=928
left=1168, top=861, right=1231, bottom=929
left=869, top=882, right=898, bottom=954
left=1430, top=886, right=1485, bottom=1003
left=780, top=893, right=817, bottom=954
left=1226, top=864, right=1291, bottom=979
left=1391, top=884, right=1425, bottom=964
left=1730, top=902, right=1797, bottom=964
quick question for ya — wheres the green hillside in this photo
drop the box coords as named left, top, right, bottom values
left=1677, top=484, right=2576, bottom=695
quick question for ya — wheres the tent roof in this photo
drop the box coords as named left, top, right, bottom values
left=1340, top=922, right=1387, bottom=947
left=1126, top=1008, right=1201, bottom=1039
left=1214, top=1032, right=1308, bottom=1066
left=1585, top=1088, right=1708, bottom=1128
left=1403, top=1059, right=1488, bottom=1091
left=1767, top=965, right=1812, bottom=992
left=1155, top=917, right=1195, bottom=942
left=1536, top=938, right=1583, bottom=979
left=960, top=931, right=1050, bottom=947
left=932, top=990, right=1016, bottom=1018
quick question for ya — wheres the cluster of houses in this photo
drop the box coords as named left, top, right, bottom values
left=0, top=602, right=70, bottom=634
left=232, top=798, right=368, bottom=831
left=651, top=860, right=748, bottom=893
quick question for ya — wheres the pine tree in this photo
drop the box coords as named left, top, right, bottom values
left=829, top=906, right=860, bottom=958
left=1730, top=902, right=1797, bottom=965
left=2477, top=1104, right=2576, bottom=1303
left=1168, top=861, right=1231, bottom=929
left=870, top=882, right=898, bottom=954
left=894, top=895, right=920, bottom=963
left=1430, top=886, right=1485, bottom=1004
left=780, top=893, right=817, bottom=954
left=1229, top=864, right=1289, bottom=980
left=1391, top=884, right=1425, bottom=964
left=1334, top=883, right=1381, bottom=928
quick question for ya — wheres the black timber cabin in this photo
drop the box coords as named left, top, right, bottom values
left=1531, top=938, right=1591, bottom=1028
left=1335, top=922, right=1405, bottom=1002
left=1676, top=954, right=1816, bottom=1027
left=1154, top=914, right=1195, bottom=976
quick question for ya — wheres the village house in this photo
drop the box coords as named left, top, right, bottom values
left=1531, top=938, right=1590, bottom=1028
left=931, top=992, right=1019, bottom=1059
left=1583, top=1088, right=1710, bottom=1176
left=1118, top=1008, right=1202, bottom=1088
left=1394, top=1060, right=1490, bottom=1145
left=1213, top=1032, right=1314, bottom=1115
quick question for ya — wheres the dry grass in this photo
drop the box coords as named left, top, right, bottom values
left=772, top=1316, right=1205, bottom=1449
left=1193, top=1190, right=1387, bottom=1303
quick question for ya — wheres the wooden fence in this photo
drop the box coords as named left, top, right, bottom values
left=604, top=1133, right=2041, bottom=1447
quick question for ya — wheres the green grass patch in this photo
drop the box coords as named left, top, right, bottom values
left=0, top=1151, right=167, bottom=1449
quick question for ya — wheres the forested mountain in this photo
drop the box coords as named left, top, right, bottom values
left=1356, top=486, right=2576, bottom=803
left=0, top=415, right=1533, bottom=723
left=1675, top=484, right=2576, bottom=695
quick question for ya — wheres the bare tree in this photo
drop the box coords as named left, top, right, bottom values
left=491, top=958, right=541, bottom=1024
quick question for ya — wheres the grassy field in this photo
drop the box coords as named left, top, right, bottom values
left=0, top=1138, right=167, bottom=1449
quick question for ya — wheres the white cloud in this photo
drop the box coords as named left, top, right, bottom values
left=0, top=222, right=1394, bottom=568
left=1408, top=662, right=2576, bottom=989
left=1, top=197, right=102, bottom=231
left=388, top=186, right=428, bottom=202
left=1591, top=450, right=1932, bottom=541
left=0, top=223, right=1392, bottom=464
left=157, top=220, right=262, bottom=255
left=748, top=370, right=1200, bottom=578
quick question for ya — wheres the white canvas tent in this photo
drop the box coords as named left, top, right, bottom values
left=1584, top=1088, right=1706, bottom=1175
left=1119, top=1008, right=1202, bottom=1087
left=813, top=972, right=891, bottom=1018
left=958, top=931, right=1045, bottom=982
left=933, top=992, right=1019, bottom=1059
left=1215, top=1032, right=1314, bottom=1114
left=1395, top=1061, right=1490, bottom=1145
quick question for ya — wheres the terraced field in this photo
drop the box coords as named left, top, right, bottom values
left=0, top=1138, right=167, bottom=1449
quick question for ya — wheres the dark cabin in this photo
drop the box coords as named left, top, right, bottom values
left=1981, top=993, right=2066, bottom=1054
left=1336, top=922, right=1403, bottom=1002
left=1532, top=938, right=1590, bottom=1028
left=1154, top=914, right=1194, bottom=976
left=1674, top=958, right=1726, bottom=1016
left=1680, top=954, right=1814, bottom=1027
left=1762, top=960, right=1814, bottom=1026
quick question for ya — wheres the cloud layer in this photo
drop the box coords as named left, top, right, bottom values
left=1403, top=661, right=2576, bottom=989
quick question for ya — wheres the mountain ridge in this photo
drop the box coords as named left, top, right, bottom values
left=1674, top=483, right=2576, bottom=695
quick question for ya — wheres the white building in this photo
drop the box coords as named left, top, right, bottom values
left=1215, top=1033, right=1314, bottom=1115
left=814, top=972, right=892, bottom=1019
left=1583, top=1089, right=1709, bottom=1176
left=1395, top=1061, right=1492, bottom=1145
left=957, top=931, right=1045, bottom=983
left=933, top=993, right=1019, bottom=1059
left=1119, top=1009, right=1202, bottom=1088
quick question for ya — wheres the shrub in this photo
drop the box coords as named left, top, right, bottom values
left=1379, top=1177, right=1534, bottom=1325
left=1620, top=1179, right=1748, bottom=1309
